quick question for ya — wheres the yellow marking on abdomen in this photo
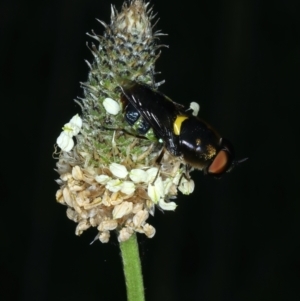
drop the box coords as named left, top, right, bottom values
left=173, top=116, right=188, bottom=135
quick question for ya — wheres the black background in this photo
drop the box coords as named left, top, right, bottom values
left=1, top=0, right=300, bottom=300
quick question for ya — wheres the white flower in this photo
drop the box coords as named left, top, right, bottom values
left=99, top=231, right=110, bottom=243
left=95, top=175, right=111, bottom=184
left=129, top=169, right=148, bottom=183
left=118, top=227, right=133, bottom=242
left=143, top=224, right=156, bottom=238
left=147, top=177, right=164, bottom=204
left=72, top=166, right=83, bottom=181
left=146, top=167, right=159, bottom=183
left=98, top=220, right=118, bottom=231
left=106, top=179, right=123, bottom=192
left=109, top=163, right=128, bottom=179
left=113, top=201, right=133, bottom=219
left=69, top=114, right=83, bottom=133
left=133, top=210, right=149, bottom=227
left=148, top=184, right=158, bottom=204
left=56, top=132, right=74, bottom=152
left=75, top=220, right=91, bottom=235
left=62, top=114, right=82, bottom=136
left=121, top=181, right=135, bottom=195
left=189, top=102, right=200, bottom=116
left=56, top=114, right=82, bottom=151
left=148, top=177, right=177, bottom=210
left=178, top=178, right=195, bottom=195
left=103, top=98, right=121, bottom=115
left=158, top=198, right=177, bottom=211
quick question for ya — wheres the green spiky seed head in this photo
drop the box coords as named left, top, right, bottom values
left=54, top=0, right=194, bottom=243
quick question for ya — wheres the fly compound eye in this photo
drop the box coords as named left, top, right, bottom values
left=207, top=138, right=235, bottom=175
left=208, top=150, right=230, bottom=175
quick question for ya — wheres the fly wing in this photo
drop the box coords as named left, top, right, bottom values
left=121, top=82, right=183, bottom=156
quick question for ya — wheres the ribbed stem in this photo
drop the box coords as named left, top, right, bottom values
left=120, top=233, right=145, bottom=301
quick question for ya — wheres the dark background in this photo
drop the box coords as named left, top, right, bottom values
left=1, top=0, right=300, bottom=300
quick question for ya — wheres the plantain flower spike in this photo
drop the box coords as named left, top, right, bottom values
left=54, top=0, right=194, bottom=243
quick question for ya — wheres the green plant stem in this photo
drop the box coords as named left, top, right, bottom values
left=120, top=233, right=145, bottom=301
